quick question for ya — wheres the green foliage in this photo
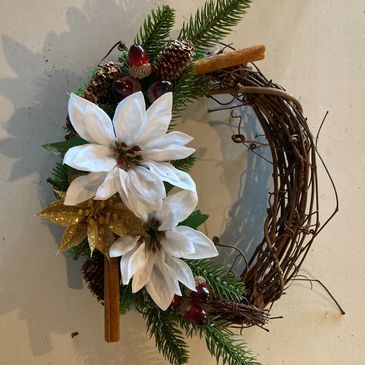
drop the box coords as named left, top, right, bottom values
left=47, top=162, right=69, bottom=191
left=180, top=210, right=209, bottom=229
left=42, top=136, right=87, bottom=157
left=135, top=5, right=176, bottom=60
left=186, top=259, right=245, bottom=302
left=171, top=154, right=196, bottom=172
left=172, top=68, right=212, bottom=119
left=65, top=239, right=91, bottom=260
left=120, top=284, right=134, bottom=315
left=144, top=306, right=190, bottom=365
left=98, top=103, right=115, bottom=118
left=179, top=0, right=251, bottom=51
left=203, top=322, right=260, bottom=365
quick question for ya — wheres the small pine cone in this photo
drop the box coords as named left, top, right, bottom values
left=83, top=61, right=123, bottom=104
left=81, top=256, right=104, bottom=303
left=153, top=40, right=195, bottom=80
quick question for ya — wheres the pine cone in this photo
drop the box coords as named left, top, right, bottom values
left=81, top=256, right=104, bottom=303
left=83, top=61, right=123, bottom=104
left=153, top=40, right=195, bottom=80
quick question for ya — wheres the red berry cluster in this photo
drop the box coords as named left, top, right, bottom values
left=170, top=276, right=211, bottom=326
left=112, top=44, right=172, bottom=104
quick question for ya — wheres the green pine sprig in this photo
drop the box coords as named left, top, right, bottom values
left=180, top=210, right=209, bottom=229
left=47, top=162, right=69, bottom=192
left=178, top=0, right=251, bottom=51
left=171, top=154, right=197, bottom=172
left=203, top=322, right=260, bottom=365
left=172, top=68, right=212, bottom=119
left=134, top=5, right=176, bottom=60
left=120, top=284, right=134, bottom=315
left=144, top=306, right=190, bottom=365
left=186, top=259, right=245, bottom=302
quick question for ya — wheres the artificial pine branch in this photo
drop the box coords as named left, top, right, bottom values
left=180, top=210, right=209, bottom=229
left=186, top=259, right=245, bottom=302
left=144, top=307, right=190, bottom=365
left=171, top=154, right=197, bottom=172
left=47, top=162, right=69, bottom=191
left=178, top=0, right=251, bottom=51
left=135, top=5, right=176, bottom=60
left=120, top=284, right=134, bottom=315
left=172, top=68, right=211, bottom=119
left=203, top=322, right=260, bottom=365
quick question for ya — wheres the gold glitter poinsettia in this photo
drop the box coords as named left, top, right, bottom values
left=38, top=194, right=144, bottom=255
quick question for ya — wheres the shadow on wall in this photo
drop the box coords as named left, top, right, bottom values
left=207, top=99, right=272, bottom=276
left=0, top=0, right=173, bottom=364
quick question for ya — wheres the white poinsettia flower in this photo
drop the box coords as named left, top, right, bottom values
left=109, top=190, right=218, bottom=310
left=63, top=91, right=196, bottom=219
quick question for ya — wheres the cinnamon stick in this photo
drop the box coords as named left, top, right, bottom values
left=193, top=44, right=265, bottom=75
left=104, top=256, right=120, bottom=342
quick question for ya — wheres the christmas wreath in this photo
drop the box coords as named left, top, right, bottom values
left=38, top=1, right=341, bottom=364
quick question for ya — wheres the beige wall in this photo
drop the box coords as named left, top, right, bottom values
left=0, top=0, right=363, bottom=364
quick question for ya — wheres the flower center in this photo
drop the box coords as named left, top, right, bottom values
left=114, top=141, right=143, bottom=170
left=81, top=198, right=114, bottom=225
left=144, top=218, right=164, bottom=252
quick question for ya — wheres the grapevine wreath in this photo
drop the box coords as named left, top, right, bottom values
left=38, top=1, right=343, bottom=364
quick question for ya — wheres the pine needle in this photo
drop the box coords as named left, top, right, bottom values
left=186, top=259, right=245, bottom=302
left=179, top=0, right=251, bottom=51
left=144, top=307, right=190, bottom=365
left=203, top=323, right=260, bottom=365
left=135, top=5, right=176, bottom=60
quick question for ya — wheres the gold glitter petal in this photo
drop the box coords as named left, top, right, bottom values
left=109, top=212, right=144, bottom=237
left=59, top=223, right=87, bottom=252
left=86, top=220, right=115, bottom=255
left=98, top=227, right=116, bottom=255
left=38, top=200, right=83, bottom=226
left=87, top=218, right=99, bottom=255
left=53, top=189, right=66, bottom=199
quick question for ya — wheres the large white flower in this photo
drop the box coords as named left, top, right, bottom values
left=63, top=91, right=196, bottom=219
left=109, top=190, right=218, bottom=310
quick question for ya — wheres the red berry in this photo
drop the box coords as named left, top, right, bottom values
left=112, top=78, right=134, bottom=99
left=128, top=44, right=149, bottom=67
left=148, top=80, right=172, bottom=102
left=184, top=303, right=208, bottom=326
left=191, top=282, right=211, bottom=303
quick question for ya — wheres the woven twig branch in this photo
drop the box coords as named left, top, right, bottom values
left=210, top=63, right=327, bottom=309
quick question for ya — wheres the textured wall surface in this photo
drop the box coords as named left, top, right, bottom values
left=0, top=0, right=364, bottom=364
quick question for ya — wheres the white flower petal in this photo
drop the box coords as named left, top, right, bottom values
left=160, top=231, right=195, bottom=258
left=146, top=253, right=180, bottom=310
left=127, top=166, right=165, bottom=211
left=64, top=144, right=116, bottom=172
left=120, top=249, right=135, bottom=285
left=94, top=168, right=118, bottom=200
left=157, top=190, right=198, bottom=231
left=113, top=92, right=146, bottom=145
left=116, top=169, right=150, bottom=222
left=64, top=172, right=107, bottom=205
left=166, top=256, right=196, bottom=292
left=132, top=252, right=155, bottom=293
left=109, top=236, right=139, bottom=257
left=127, top=242, right=148, bottom=279
left=136, top=92, right=172, bottom=146
left=144, top=131, right=193, bottom=149
left=84, top=104, right=115, bottom=146
left=68, top=93, right=96, bottom=143
left=144, top=161, right=196, bottom=192
left=142, top=145, right=195, bottom=162
left=174, top=226, right=219, bottom=259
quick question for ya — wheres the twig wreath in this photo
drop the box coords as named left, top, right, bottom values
left=38, top=1, right=342, bottom=364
